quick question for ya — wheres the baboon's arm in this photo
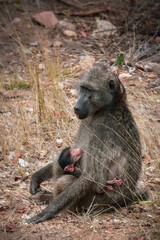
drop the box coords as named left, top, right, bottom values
left=27, top=175, right=92, bottom=223
left=30, top=163, right=53, bottom=194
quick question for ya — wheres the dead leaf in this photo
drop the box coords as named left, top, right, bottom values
left=33, top=11, right=58, bottom=28
left=156, top=36, right=160, bottom=42
left=17, top=206, right=26, bottom=213
left=106, top=226, right=114, bottom=231
left=152, top=178, right=160, bottom=185
left=81, top=29, right=87, bottom=37
left=137, top=236, right=144, bottom=240
left=147, top=72, right=156, bottom=78
left=145, top=155, right=151, bottom=165
left=16, top=151, right=22, bottom=159
left=5, top=222, right=16, bottom=232
left=0, top=206, right=8, bottom=211
left=14, top=176, right=22, bottom=181
left=54, top=110, right=61, bottom=118
left=11, top=158, right=17, bottom=164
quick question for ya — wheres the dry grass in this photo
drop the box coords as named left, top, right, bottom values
left=0, top=45, right=79, bottom=161
left=0, top=39, right=159, bottom=240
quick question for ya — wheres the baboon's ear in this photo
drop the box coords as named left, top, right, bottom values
left=119, top=81, right=125, bottom=95
left=114, top=74, right=125, bottom=96
left=109, top=80, right=115, bottom=93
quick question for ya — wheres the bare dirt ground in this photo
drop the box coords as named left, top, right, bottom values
left=0, top=0, right=160, bottom=239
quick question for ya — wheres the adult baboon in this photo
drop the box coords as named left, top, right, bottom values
left=27, top=63, right=148, bottom=223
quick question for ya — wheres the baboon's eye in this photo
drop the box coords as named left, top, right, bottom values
left=109, top=80, right=115, bottom=92
left=80, top=86, right=92, bottom=92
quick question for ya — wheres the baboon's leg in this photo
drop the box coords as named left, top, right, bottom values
left=79, top=187, right=149, bottom=212
left=30, top=163, right=53, bottom=195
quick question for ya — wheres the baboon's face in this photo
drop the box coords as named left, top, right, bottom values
left=74, top=63, right=125, bottom=119
left=58, top=147, right=83, bottom=171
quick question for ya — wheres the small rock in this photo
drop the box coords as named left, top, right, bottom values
left=91, top=219, right=99, bottom=229
left=145, top=63, right=160, bottom=75
left=7, top=121, right=12, bottom=127
left=29, top=42, right=39, bottom=47
left=119, top=73, right=132, bottom=80
left=23, top=48, right=32, bottom=54
left=59, top=20, right=75, bottom=30
left=79, top=55, right=95, bottom=70
left=110, top=58, right=116, bottom=64
left=24, top=107, right=33, bottom=112
left=56, top=138, right=63, bottom=145
left=63, top=30, right=77, bottom=37
left=58, top=82, right=64, bottom=89
left=18, top=158, right=30, bottom=168
left=146, top=166, right=155, bottom=175
left=70, top=89, right=77, bottom=97
left=33, top=11, right=58, bottom=28
left=111, top=66, right=118, bottom=72
left=40, top=150, right=48, bottom=158
left=128, top=67, right=136, bottom=73
left=13, top=18, right=21, bottom=24
left=92, top=20, right=117, bottom=38
left=54, top=41, right=62, bottom=47
left=3, top=112, right=12, bottom=117
left=39, top=63, right=45, bottom=70
left=8, top=151, right=15, bottom=162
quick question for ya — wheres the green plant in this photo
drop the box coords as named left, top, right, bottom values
left=3, top=80, right=32, bottom=90
left=117, top=53, right=124, bottom=67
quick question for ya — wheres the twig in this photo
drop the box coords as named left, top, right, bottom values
left=59, top=0, right=84, bottom=9
left=56, top=7, right=114, bottom=16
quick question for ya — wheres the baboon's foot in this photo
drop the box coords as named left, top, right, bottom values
left=30, top=190, right=53, bottom=205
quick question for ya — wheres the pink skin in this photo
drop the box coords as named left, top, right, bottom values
left=98, top=178, right=123, bottom=194
left=64, top=148, right=82, bottom=173
left=106, top=178, right=123, bottom=186
left=64, top=164, right=74, bottom=172
left=64, top=164, right=81, bottom=172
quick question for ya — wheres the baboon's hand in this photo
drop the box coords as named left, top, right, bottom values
left=26, top=208, right=53, bottom=224
left=30, top=180, right=41, bottom=195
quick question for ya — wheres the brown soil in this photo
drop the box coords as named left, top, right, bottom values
left=0, top=1, right=160, bottom=240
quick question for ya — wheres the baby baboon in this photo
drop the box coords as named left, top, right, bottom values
left=30, top=147, right=83, bottom=203
left=54, top=147, right=83, bottom=197
left=27, top=63, right=148, bottom=224
left=30, top=147, right=82, bottom=195
left=57, top=147, right=82, bottom=178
